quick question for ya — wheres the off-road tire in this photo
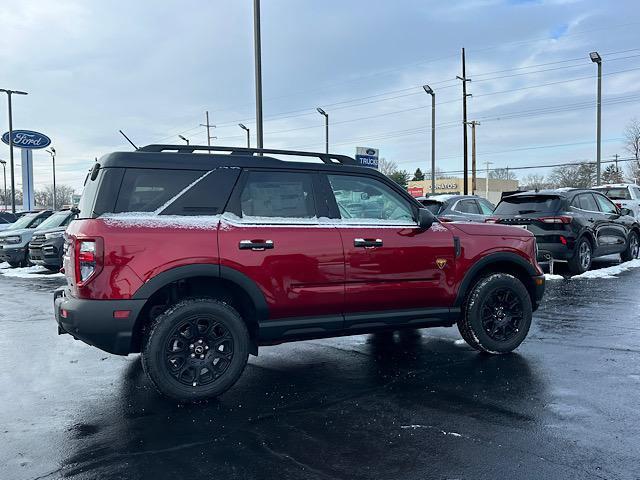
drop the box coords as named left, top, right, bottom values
left=567, top=237, right=592, bottom=275
left=142, top=298, right=249, bottom=402
left=458, top=273, right=532, bottom=354
left=621, top=230, right=640, bottom=262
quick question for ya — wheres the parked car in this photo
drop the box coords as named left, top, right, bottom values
left=592, top=183, right=640, bottom=219
left=0, top=212, right=17, bottom=232
left=28, top=210, right=75, bottom=271
left=0, top=210, right=53, bottom=266
left=416, top=194, right=495, bottom=222
left=488, top=189, right=640, bottom=275
left=54, top=144, right=544, bottom=402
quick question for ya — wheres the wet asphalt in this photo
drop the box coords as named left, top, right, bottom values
left=1, top=259, right=639, bottom=480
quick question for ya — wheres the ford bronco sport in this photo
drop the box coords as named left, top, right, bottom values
left=54, top=145, right=545, bottom=402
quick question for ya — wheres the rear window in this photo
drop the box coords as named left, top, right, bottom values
left=592, top=187, right=631, bottom=200
left=420, top=200, right=443, bottom=215
left=114, top=169, right=203, bottom=213
left=494, top=195, right=562, bottom=215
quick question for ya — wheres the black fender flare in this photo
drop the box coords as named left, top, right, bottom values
left=132, top=263, right=269, bottom=322
left=454, top=252, right=537, bottom=307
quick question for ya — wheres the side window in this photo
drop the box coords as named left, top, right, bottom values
left=30, top=216, right=46, bottom=228
left=327, top=174, right=414, bottom=223
left=239, top=171, right=316, bottom=219
left=114, top=169, right=203, bottom=213
left=478, top=199, right=495, bottom=215
left=455, top=200, right=481, bottom=214
left=594, top=194, right=618, bottom=214
left=576, top=193, right=599, bottom=212
left=161, top=168, right=240, bottom=216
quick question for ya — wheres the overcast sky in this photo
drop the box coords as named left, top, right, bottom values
left=1, top=0, right=639, bottom=193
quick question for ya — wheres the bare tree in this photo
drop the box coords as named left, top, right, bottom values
left=489, top=168, right=517, bottom=181
left=602, top=164, right=624, bottom=184
left=34, top=184, right=75, bottom=209
left=624, top=118, right=640, bottom=180
left=377, top=158, right=398, bottom=176
left=521, top=174, right=549, bottom=190
left=548, top=162, right=595, bottom=188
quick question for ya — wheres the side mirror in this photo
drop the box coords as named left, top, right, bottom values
left=620, top=207, right=633, bottom=217
left=417, top=208, right=435, bottom=230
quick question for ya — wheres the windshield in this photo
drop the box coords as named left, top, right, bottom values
left=494, top=196, right=562, bottom=215
left=6, top=213, right=39, bottom=230
left=35, top=211, right=71, bottom=230
left=592, top=187, right=631, bottom=200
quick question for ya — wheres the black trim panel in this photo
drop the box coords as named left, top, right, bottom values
left=132, top=264, right=221, bottom=299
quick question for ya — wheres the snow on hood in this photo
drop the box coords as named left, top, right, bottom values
left=448, top=222, right=533, bottom=237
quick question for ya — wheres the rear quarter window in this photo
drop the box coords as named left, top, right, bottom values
left=494, top=196, right=562, bottom=215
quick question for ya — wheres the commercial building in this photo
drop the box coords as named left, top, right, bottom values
left=407, top=177, right=519, bottom=204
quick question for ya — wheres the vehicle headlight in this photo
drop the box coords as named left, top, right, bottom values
left=3, top=235, right=22, bottom=245
left=45, top=231, right=65, bottom=240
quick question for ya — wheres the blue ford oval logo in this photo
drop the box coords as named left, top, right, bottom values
left=1, top=130, right=51, bottom=149
left=366, top=148, right=376, bottom=156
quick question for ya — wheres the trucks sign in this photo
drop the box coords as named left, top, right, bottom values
left=355, top=147, right=379, bottom=169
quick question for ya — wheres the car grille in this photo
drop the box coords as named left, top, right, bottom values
left=30, top=234, right=47, bottom=247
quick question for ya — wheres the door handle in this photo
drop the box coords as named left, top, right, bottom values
left=354, top=238, right=383, bottom=248
left=239, top=240, right=274, bottom=250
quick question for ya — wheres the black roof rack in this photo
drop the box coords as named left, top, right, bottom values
left=138, top=144, right=358, bottom=166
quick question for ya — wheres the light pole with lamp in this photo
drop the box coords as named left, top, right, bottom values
left=590, top=51, right=602, bottom=186
left=422, top=85, right=436, bottom=194
left=0, top=88, right=28, bottom=213
left=45, top=148, right=57, bottom=210
left=178, top=135, right=190, bottom=145
left=316, top=108, right=329, bottom=154
left=238, top=124, right=250, bottom=148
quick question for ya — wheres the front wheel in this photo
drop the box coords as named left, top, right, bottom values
left=458, top=273, right=532, bottom=354
left=142, top=298, right=250, bottom=402
left=621, top=231, right=640, bottom=262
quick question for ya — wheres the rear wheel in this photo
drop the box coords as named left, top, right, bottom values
left=142, top=298, right=249, bottom=402
left=621, top=231, right=640, bottom=262
left=458, top=273, right=532, bottom=354
left=568, top=237, right=592, bottom=275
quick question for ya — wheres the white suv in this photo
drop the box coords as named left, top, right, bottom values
left=592, top=184, right=640, bottom=219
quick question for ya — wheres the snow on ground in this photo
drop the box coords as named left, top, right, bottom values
left=0, top=265, right=63, bottom=279
left=0, top=262, right=10, bottom=270
left=544, top=259, right=640, bottom=281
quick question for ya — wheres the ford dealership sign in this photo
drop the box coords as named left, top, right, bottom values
left=355, top=146, right=379, bottom=169
left=2, top=130, right=51, bottom=149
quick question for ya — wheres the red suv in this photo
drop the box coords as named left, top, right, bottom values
left=54, top=145, right=545, bottom=402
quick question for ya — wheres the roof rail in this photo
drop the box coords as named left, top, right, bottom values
left=138, top=144, right=358, bottom=166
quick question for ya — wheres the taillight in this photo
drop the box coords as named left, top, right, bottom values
left=539, top=216, right=573, bottom=224
left=74, top=238, right=103, bottom=285
left=485, top=218, right=499, bottom=223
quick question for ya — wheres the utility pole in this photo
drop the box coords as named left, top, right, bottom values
left=485, top=161, right=493, bottom=200
left=0, top=159, right=6, bottom=212
left=456, top=49, right=471, bottom=195
left=253, top=0, right=264, bottom=150
left=423, top=85, right=436, bottom=194
left=466, top=121, right=480, bottom=195
left=612, top=153, right=619, bottom=170
left=200, top=111, right=216, bottom=148
left=590, top=52, right=602, bottom=185
left=239, top=124, right=250, bottom=148
left=1, top=88, right=28, bottom=213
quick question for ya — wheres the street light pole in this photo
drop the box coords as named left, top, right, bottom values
left=0, top=159, right=6, bottom=212
left=253, top=0, right=264, bottom=150
left=590, top=51, right=602, bottom=186
left=46, top=148, right=56, bottom=210
left=178, top=135, right=190, bottom=145
left=466, top=121, right=480, bottom=195
left=1, top=88, right=28, bottom=213
left=316, top=108, right=329, bottom=153
left=422, top=85, right=436, bottom=194
left=238, top=124, right=250, bottom=148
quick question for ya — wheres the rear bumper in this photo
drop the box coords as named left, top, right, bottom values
left=535, top=240, right=576, bottom=263
left=54, top=288, right=146, bottom=355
